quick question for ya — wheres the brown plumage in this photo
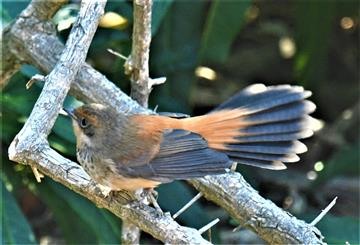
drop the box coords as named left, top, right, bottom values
left=66, top=84, right=316, bottom=190
left=130, top=109, right=247, bottom=149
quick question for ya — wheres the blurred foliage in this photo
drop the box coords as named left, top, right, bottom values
left=200, top=0, right=251, bottom=63
left=1, top=179, right=37, bottom=244
left=1, top=0, right=359, bottom=244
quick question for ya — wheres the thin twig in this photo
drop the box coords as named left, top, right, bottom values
left=121, top=1, right=153, bottom=243
left=310, top=196, right=338, bottom=226
left=148, top=77, right=166, bottom=89
left=127, top=0, right=153, bottom=107
left=31, top=166, right=44, bottom=183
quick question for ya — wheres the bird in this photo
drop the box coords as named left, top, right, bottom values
left=64, top=84, right=316, bottom=192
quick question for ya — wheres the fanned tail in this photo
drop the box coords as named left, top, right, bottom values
left=181, top=84, right=316, bottom=170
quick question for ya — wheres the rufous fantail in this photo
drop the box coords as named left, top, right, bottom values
left=64, top=84, right=316, bottom=191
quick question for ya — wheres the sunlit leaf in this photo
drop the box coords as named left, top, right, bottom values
left=53, top=4, right=79, bottom=31
left=99, top=12, right=128, bottom=30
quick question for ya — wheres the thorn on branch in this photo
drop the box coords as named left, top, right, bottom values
left=31, top=166, right=44, bottom=183
left=198, top=218, right=220, bottom=234
left=148, top=77, right=166, bottom=90
left=173, top=192, right=203, bottom=219
left=26, top=74, right=46, bottom=89
left=310, top=196, right=338, bottom=226
left=107, top=48, right=129, bottom=61
left=59, top=108, right=68, bottom=116
left=124, top=55, right=134, bottom=75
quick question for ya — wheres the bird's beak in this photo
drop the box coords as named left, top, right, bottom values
left=62, top=107, right=77, bottom=120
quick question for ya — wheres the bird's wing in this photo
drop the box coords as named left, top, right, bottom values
left=115, top=129, right=232, bottom=182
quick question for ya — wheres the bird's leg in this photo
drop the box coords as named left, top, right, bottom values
left=140, top=188, right=163, bottom=212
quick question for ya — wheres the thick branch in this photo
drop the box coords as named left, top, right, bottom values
left=4, top=1, right=325, bottom=244
left=9, top=1, right=104, bottom=141
left=0, top=0, right=66, bottom=89
left=1, top=32, right=21, bottom=89
left=10, top=146, right=210, bottom=244
left=190, top=175, right=323, bottom=244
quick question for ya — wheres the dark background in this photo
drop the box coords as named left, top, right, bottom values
left=1, top=1, right=359, bottom=244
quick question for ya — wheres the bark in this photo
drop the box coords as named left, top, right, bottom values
left=190, top=174, right=323, bottom=244
left=121, top=0, right=153, bottom=243
left=127, top=0, right=153, bottom=108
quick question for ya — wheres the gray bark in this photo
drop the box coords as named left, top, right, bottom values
left=121, top=0, right=153, bottom=243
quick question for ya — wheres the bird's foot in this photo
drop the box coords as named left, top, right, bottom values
left=140, top=188, right=163, bottom=213
left=97, top=184, right=112, bottom=197
left=97, top=184, right=133, bottom=205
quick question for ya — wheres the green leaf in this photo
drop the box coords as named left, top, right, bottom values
left=38, top=180, right=121, bottom=244
left=0, top=179, right=37, bottom=245
left=200, top=0, right=251, bottom=63
left=152, top=0, right=174, bottom=36
left=150, top=1, right=207, bottom=113
left=294, top=2, right=336, bottom=86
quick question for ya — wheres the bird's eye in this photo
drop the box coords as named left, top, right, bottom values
left=80, top=118, right=89, bottom=128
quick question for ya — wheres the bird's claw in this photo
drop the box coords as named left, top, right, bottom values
left=142, top=188, right=163, bottom=212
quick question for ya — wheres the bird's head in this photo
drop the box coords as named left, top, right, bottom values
left=64, top=103, right=127, bottom=148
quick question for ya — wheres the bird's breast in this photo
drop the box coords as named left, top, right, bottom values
left=76, top=146, right=110, bottom=185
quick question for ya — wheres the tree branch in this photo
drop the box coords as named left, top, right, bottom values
left=127, top=0, right=153, bottom=108
left=190, top=174, right=324, bottom=244
left=4, top=1, right=325, bottom=244
left=121, top=0, right=154, bottom=243
left=0, top=0, right=66, bottom=89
